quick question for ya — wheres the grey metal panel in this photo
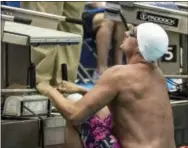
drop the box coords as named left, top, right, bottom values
left=2, top=21, right=81, bottom=45
left=171, top=101, right=188, bottom=146
left=182, top=35, right=188, bottom=74
left=3, top=32, right=28, bottom=46
left=7, top=44, right=30, bottom=86
left=1, top=115, right=66, bottom=148
left=44, top=116, right=66, bottom=146
left=1, top=43, right=6, bottom=88
left=44, top=127, right=65, bottom=146
left=1, top=119, right=39, bottom=148
left=0, top=43, right=30, bottom=87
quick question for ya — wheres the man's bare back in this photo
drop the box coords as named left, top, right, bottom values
left=109, top=63, right=176, bottom=148
left=37, top=22, right=175, bottom=148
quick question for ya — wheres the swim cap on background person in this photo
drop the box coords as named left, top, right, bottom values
left=137, top=22, right=169, bottom=62
left=67, top=93, right=83, bottom=102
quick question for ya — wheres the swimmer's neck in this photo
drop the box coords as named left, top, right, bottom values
left=126, top=52, right=149, bottom=65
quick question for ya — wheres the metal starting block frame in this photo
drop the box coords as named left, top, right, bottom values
left=1, top=5, right=82, bottom=47
left=175, top=2, right=188, bottom=12
left=1, top=5, right=82, bottom=46
left=2, top=20, right=81, bottom=46
left=105, top=2, right=188, bottom=34
left=1, top=7, right=83, bottom=147
left=1, top=5, right=88, bottom=84
left=105, top=2, right=188, bottom=78
left=1, top=5, right=79, bottom=30
left=1, top=5, right=83, bottom=88
left=1, top=19, right=81, bottom=88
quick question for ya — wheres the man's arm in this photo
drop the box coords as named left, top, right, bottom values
left=57, top=80, right=89, bottom=95
left=47, top=66, right=120, bottom=125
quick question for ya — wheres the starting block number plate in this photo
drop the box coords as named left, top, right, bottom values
left=161, top=45, right=177, bottom=62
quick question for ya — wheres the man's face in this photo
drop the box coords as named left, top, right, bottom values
left=120, top=27, right=138, bottom=54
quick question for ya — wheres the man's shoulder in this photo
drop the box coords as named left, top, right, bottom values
left=106, top=65, right=123, bottom=72
left=111, top=64, right=135, bottom=73
left=103, top=65, right=132, bottom=79
left=104, top=65, right=123, bottom=75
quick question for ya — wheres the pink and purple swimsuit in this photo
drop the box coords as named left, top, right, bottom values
left=80, top=115, right=121, bottom=148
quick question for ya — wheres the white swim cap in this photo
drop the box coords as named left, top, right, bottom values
left=137, top=23, right=169, bottom=62
left=67, top=93, right=83, bottom=102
